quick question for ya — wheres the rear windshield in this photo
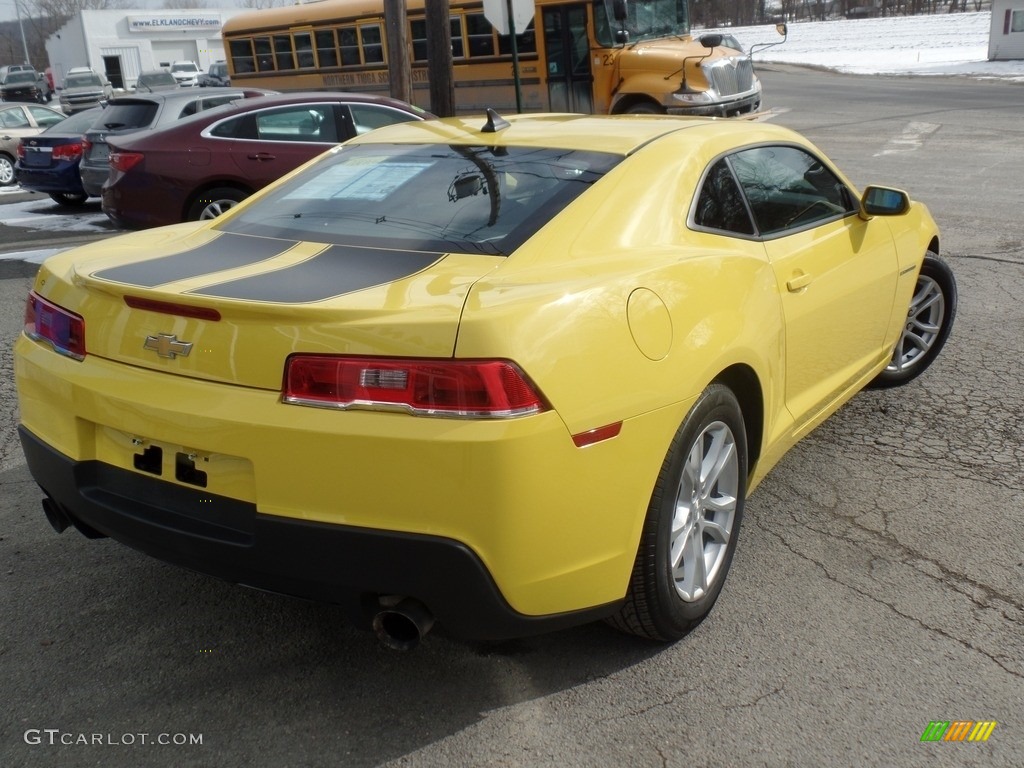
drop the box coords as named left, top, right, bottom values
left=221, top=143, right=621, bottom=256
left=92, top=101, right=159, bottom=131
left=44, top=107, right=102, bottom=134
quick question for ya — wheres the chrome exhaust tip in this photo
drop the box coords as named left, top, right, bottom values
left=372, top=597, right=435, bottom=652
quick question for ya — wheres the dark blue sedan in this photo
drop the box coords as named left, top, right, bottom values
left=16, top=107, right=103, bottom=206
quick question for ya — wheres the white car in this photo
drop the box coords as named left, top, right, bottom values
left=169, top=61, right=201, bottom=87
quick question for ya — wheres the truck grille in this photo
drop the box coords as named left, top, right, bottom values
left=703, top=57, right=755, bottom=96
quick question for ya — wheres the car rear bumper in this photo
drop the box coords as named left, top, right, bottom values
left=15, top=334, right=668, bottom=637
left=79, top=162, right=108, bottom=197
left=15, top=166, right=87, bottom=196
left=20, top=426, right=618, bottom=640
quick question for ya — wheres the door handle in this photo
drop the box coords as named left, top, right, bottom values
left=786, top=272, right=813, bottom=292
left=247, top=152, right=276, bottom=161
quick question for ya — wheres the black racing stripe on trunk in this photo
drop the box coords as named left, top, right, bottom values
left=93, top=233, right=294, bottom=288
left=189, top=245, right=443, bottom=303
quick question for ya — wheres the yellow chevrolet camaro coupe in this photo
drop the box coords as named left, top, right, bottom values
left=16, top=112, right=956, bottom=649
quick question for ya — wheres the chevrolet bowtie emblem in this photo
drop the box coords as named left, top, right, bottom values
left=143, top=333, right=193, bottom=359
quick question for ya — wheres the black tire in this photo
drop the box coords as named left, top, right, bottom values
left=0, top=153, right=16, bottom=186
left=608, top=383, right=748, bottom=642
left=187, top=187, right=249, bottom=221
left=49, top=192, right=89, bottom=206
left=624, top=102, right=663, bottom=115
left=870, top=251, right=956, bottom=388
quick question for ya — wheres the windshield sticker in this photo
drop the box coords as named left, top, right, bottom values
left=282, top=161, right=434, bottom=202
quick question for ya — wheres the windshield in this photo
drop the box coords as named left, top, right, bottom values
left=594, top=0, right=690, bottom=46
left=172, top=63, right=199, bottom=73
left=4, top=71, right=36, bottom=85
left=138, top=73, right=177, bottom=87
left=65, top=74, right=102, bottom=88
left=221, top=143, right=622, bottom=256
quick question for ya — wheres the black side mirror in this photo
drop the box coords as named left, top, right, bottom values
left=700, top=34, right=723, bottom=49
left=613, top=0, right=627, bottom=22
left=860, top=186, right=910, bottom=218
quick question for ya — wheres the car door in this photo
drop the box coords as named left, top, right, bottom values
left=223, top=102, right=340, bottom=187
left=729, top=144, right=899, bottom=428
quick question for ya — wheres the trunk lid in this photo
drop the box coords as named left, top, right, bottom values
left=39, top=226, right=501, bottom=390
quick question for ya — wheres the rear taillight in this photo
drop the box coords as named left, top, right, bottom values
left=82, top=138, right=92, bottom=155
left=53, top=142, right=84, bottom=162
left=17, top=143, right=24, bottom=159
left=25, top=292, right=86, bottom=360
left=109, top=151, right=144, bottom=172
left=283, top=356, right=547, bottom=418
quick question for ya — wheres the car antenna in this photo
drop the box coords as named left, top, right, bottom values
left=481, top=109, right=510, bottom=133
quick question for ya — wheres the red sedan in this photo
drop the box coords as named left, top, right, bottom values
left=101, top=92, right=433, bottom=229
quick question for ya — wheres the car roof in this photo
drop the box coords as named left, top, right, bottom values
left=107, top=87, right=265, bottom=106
left=346, top=112, right=803, bottom=156
left=195, top=90, right=434, bottom=118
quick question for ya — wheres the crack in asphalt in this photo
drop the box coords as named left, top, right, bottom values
left=722, top=684, right=787, bottom=711
left=756, top=519, right=1024, bottom=681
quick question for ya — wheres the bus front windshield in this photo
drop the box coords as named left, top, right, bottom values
left=594, top=0, right=691, bottom=47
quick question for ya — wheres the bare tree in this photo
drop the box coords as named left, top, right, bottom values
left=161, top=0, right=210, bottom=8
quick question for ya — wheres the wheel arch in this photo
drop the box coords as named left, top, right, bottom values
left=712, top=363, right=763, bottom=481
left=183, top=180, right=253, bottom=221
left=610, top=94, right=664, bottom=115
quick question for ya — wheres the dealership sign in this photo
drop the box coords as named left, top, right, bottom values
left=128, top=15, right=222, bottom=33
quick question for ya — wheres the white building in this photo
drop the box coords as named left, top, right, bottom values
left=45, top=9, right=250, bottom=90
left=989, top=0, right=1024, bottom=60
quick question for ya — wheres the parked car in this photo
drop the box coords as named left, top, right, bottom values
left=16, top=113, right=956, bottom=647
left=102, top=92, right=432, bottom=228
left=134, top=70, right=179, bottom=93
left=169, top=61, right=201, bottom=87
left=58, top=70, right=112, bottom=114
left=197, top=61, right=230, bottom=87
left=79, top=88, right=274, bottom=197
left=16, top=106, right=104, bottom=205
left=1, top=69, right=46, bottom=103
left=0, top=103, right=66, bottom=185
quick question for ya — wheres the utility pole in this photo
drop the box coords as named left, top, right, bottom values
left=15, top=0, right=32, bottom=67
left=384, top=0, right=412, bottom=104
left=424, top=0, right=455, bottom=116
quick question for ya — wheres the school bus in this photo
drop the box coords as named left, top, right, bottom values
left=221, top=0, right=771, bottom=116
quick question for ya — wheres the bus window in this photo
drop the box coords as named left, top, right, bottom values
left=339, top=27, right=360, bottom=65
left=295, top=32, right=315, bottom=68
left=274, top=34, right=295, bottom=70
left=411, top=20, right=428, bottom=62
left=360, top=24, right=384, bottom=64
left=255, top=37, right=275, bottom=72
left=450, top=17, right=465, bottom=59
left=497, top=24, right=537, bottom=56
left=229, top=39, right=255, bottom=74
left=315, top=29, right=338, bottom=67
left=466, top=14, right=495, bottom=57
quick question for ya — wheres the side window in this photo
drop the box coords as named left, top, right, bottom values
left=30, top=106, right=64, bottom=127
left=348, top=104, right=419, bottom=135
left=1, top=108, right=30, bottom=128
left=693, top=159, right=755, bottom=235
left=210, top=114, right=257, bottom=140
left=730, top=145, right=855, bottom=236
left=255, top=105, right=336, bottom=142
